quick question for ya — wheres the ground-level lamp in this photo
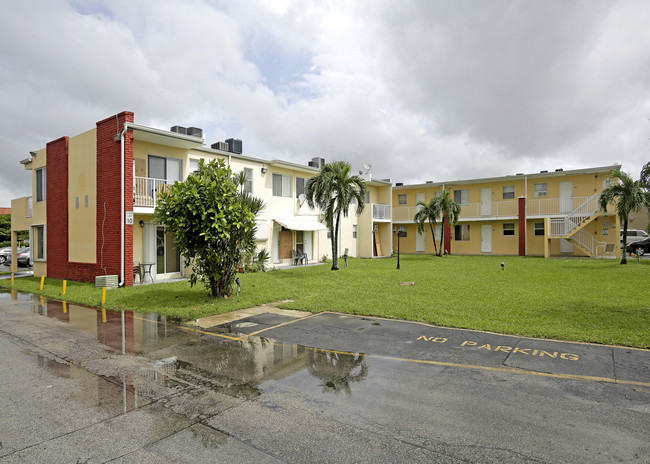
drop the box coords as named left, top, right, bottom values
left=393, top=226, right=406, bottom=270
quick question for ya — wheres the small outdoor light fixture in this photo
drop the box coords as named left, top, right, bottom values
left=501, top=262, right=505, bottom=271
left=261, top=166, right=268, bottom=174
left=236, top=277, right=241, bottom=295
left=139, top=220, right=144, bottom=228
left=394, top=226, right=405, bottom=270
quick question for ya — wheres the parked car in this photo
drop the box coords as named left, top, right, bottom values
left=1, top=247, right=31, bottom=267
left=627, top=237, right=650, bottom=257
left=620, top=229, right=649, bottom=246
left=0, top=247, right=9, bottom=265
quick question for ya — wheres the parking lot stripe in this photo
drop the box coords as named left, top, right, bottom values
left=246, top=311, right=329, bottom=337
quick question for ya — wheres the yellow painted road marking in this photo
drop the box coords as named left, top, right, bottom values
left=246, top=311, right=329, bottom=337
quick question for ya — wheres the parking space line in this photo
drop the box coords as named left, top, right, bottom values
left=246, top=311, right=329, bottom=337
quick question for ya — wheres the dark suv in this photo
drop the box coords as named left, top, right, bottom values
left=626, top=237, right=650, bottom=257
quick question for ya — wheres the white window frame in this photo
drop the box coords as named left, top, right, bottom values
left=272, top=174, right=292, bottom=198
left=243, top=168, right=253, bottom=194
left=454, top=189, right=469, bottom=205
left=31, top=224, right=46, bottom=260
left=503, top=223, right=515, bottom=236
left=352, top=225, right=358, bottom=239
left=502, top=186, right=515, bottom=200
left=397, top=194, right=407, bottom=205
left=534, top=183, right=547, bottom=198
left=534, top=222, right=545, bottom=236
left=454, top=224, right=470, bottom=241
left=36, top=167, right=46, bottom=202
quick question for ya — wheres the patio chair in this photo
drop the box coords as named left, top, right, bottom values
left=133, top=262, right=142, bottom=283
left=292, top=249, right=303, bottom=265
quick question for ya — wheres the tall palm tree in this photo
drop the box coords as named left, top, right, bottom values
left=436, top=189, right=461, bottom=256
left=414, top=198, right=441, bottom=255
left=598, top=167, right=649, bottom=264
left=305, top=161, right=367, bottom=270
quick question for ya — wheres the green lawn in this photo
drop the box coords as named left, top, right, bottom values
left=3, top=255, right=649, bottom=348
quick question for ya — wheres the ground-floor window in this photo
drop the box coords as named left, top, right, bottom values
left=503, top=223, right=515, bottom=236
left=352, top=225, right=357, bottom=239
left=454, top=224, right=470, bottom=241
left=32, top=225, right=45, bottom=260
left=296, top=230, right=304, bottom=253
left=398, top=225, right=407, bottom=237
left=534, top=222, right=545, bottom=236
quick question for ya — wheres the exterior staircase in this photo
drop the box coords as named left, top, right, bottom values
left=548, top=193, right=614, bottom=257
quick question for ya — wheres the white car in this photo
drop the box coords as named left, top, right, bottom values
left=620, top=229, right=649, bottom=245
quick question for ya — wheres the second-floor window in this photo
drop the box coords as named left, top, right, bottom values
left=398, top=194, right=407, bottom=205
left=296, top=177, right=305, bottom=198
left=273, top=174, right=292, bottom=198
left=454, top=189, right=469, bottom=205
left=534, top=183, right=547, bottom=198
left=243, top=168, right=253, bottom=194
left=36, top=168, right=46, bottom=202
left=502, top=186, right=515, bottom=199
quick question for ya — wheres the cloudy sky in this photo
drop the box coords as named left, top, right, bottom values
left=2, top=0, right=650, bottom=205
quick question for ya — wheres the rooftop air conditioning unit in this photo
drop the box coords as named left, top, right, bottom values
left=308, top=157, right=325, bottom=168
left=225, top=138, right=243, bottom=154
left=186, top=127, right=203, bottom=138
left=170, top=126, right=187, bottom=134
left=211, top=141, right=229, bottom=151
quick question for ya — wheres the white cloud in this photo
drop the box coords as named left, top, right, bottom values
left=1, top=0, right=649, bottom=207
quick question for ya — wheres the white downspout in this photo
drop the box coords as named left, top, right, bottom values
left=119, top=123, right=128, bottom=286
left=524, top=175, right=528, bottom=256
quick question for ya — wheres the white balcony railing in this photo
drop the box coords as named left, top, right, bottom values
left=133, top=177, right=174, bottom=208
left=372, top=203, right=391, bottom=221
left=526, top=196, right=591, bottom=217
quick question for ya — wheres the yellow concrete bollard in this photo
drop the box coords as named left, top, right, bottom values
left=62, top=280, right=67, bottom=296
left=102, top=286, right=107, bottom=306
left=40, top=275, right=45, bottom=291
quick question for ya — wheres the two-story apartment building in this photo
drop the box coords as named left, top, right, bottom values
left=392, top=166, right=620, bottom=258
left=10, top=111, right=393, bottom=286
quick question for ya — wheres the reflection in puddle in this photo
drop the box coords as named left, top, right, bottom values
left=1, top=289, right=370, bottom=449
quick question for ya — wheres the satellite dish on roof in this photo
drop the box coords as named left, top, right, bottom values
left=363, top=164, right=371, bottom=174
left=298, top=193, right=307, bottom=206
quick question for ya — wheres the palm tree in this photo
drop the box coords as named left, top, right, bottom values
left=414, top=198, right=441, bottom=255
left=598, top=167, right=650, bottom=264
left=305, top=161, right=367, bottom=270
left=436, top=189, right=461, bottom=256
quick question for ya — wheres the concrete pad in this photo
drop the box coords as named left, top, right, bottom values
left=190, top=304, right=308, bottom=329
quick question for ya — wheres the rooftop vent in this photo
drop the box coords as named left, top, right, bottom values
left=308, top=157, right=325, bottom=168
left=516, top=173, right=524, bottom=176
left=426, top=181, right=433, bottom=184
left=186, top=127, right=203, bottom=139
left=170, top=126, right=187, bottom=135
left=540, top=170, right=548, bottom=173
left=395, top=182, right=404, bottom=186
left=555, top=168, right=563, bottom=172
left=211, top=141, right=229, bottom=151
left=225, top=138, right=242, bottom=154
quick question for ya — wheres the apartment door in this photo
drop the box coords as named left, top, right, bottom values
left=481, top=224, right=492, bottom=253
left=416, top=229, right=425, bottom=252
left=156, top=226, right=180, bottom=275
left=560, top=181, right=573, bottom=213
left=480, top=188, right=491, bottom=216
left=415, top=193, right=425, bottom=212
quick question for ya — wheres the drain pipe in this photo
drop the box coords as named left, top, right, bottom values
left=118, top=123, right=128, bottom=287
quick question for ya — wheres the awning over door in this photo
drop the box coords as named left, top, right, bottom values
left=274, top=217, right=326, bottom=231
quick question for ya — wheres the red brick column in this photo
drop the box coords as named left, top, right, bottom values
left=518, top=197, right=526, bottom=256
left=96, top=112, right=134, bottom=285
left=46, top=137, right=70, bottom=279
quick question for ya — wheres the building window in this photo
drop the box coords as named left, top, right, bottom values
left=397, top=194, right=407, bottom=205
left=36, top=168, right=46, bottom=202
left=243, top=168, right=253, bottom=194
left=398, top=225, right=407, bottom=237
left=32, top=225, right=45, bottom=260
left=353, top=225, right=357, bottom=239
left=189, top=158, right=200, bottom=173
left=296, top=230, right=304, bottom=253
left=503, top=223, right=515, bottom=236
left=272, top=174, right=292, bottom=197
left=534, top=183, right=547, bottom=198
left=454, top=189, right=469, bottom=205
left=296, top=177, right=305, bottom=198
left=502, top=186, right=515, bottom=199
left=454, top=224, right=470, bottom=241
left=534, top=222, right=545, bottom=236
left=365, top=191, right=370, bottom=204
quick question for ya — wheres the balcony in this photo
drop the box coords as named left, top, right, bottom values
left=372, top=203, right=391, bottom=221
left=133, top=177, right=174, bottom=208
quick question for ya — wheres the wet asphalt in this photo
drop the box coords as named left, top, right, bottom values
left=0, top=289, right=648, bottom=463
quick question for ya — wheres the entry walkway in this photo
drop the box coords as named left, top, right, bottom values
left=195, top=309, right=650, bottom=389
